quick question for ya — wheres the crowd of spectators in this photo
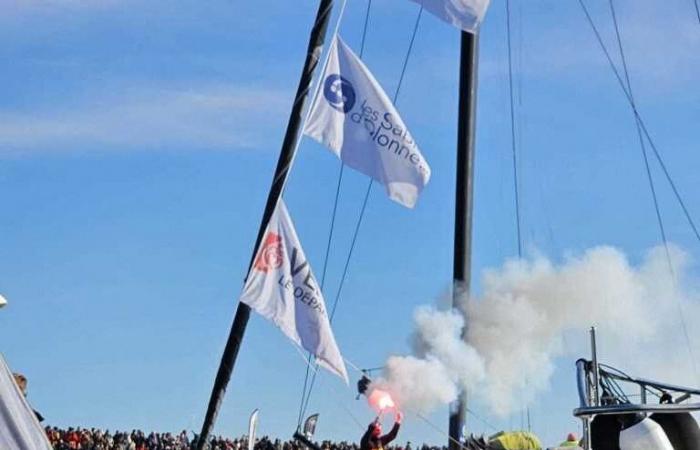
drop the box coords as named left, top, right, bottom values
left=44, top=427, right=427, bottom=450
left=46, top=427, right=194, bottom=450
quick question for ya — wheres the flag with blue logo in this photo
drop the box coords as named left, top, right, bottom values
left=303, top=36, right=430, bottom=209
left=410, top=0, right=491, bottom=33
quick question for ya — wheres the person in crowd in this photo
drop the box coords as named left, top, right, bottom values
left=558, top=433, right=580, bottom=448
left=360, top=412, right=402, bottom=450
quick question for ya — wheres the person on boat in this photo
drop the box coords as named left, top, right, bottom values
left=360, top=412, right=402, bottom=450
left=558, top=433, right=580, bottom=447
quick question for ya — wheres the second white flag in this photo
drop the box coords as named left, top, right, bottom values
left=304, top=36, right=431, bottom=209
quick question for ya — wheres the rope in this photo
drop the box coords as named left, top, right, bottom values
left=295, top=0, right=352, bottom=428
left=576, top=0, right=700, bottom=249
left=693, top=0, right=700, bottom=25
left=330, top=0, right=424, bottom=325
left=505, top=0, right=522, bottom=259
left=359, top=0, right=373, bottom=57
left=293, top=347, right=365, bottom=431
left=608, top=0, right=699, bottom=383
left=505, top=0, right=530, bottom=432
left=298, top=0, right=376, bottom=424
left=606, top=0, right=678, bottom=283
left=578, top=0, right=699, bottom=382
left=414, top=412, right=475, bottom=449
left=299, top=6, right=424, bottom=421
left=418, top=405, right=498, bottom=446
left=297, top=361, right=313, bottom=426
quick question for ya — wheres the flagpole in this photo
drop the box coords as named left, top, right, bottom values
left=195, top=1, right=335, bottom=448
left=449, top=29, right=479, bottom=450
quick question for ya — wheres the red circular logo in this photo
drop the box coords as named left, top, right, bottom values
left=254, top=233, right=284, bottom=272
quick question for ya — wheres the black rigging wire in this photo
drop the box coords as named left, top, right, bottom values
left=606, top=1, right=666, bottom=263
left=693, top=0, right=700, bottom=25
left=576, top=0, right=700, bottom=249
left=296, top=165, right=345, bottom=426
left=608, top=0, right=699, bottom=382
left=359, top=0, right=373, bottom=57
left=327, top=3, right=424, bottom=319
left=578, top=0, right=699, bottom=381
left=296, top=1, right=373, bottom=428
left=505, top=0, right=522, bottom=259
left=298, top=4, right=424, bottom=422
left=506, top=0, right=531, bottom=432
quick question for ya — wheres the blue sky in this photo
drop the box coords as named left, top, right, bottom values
left=1, top=0, right=699, bottom=446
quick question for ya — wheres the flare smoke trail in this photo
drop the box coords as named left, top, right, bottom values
left=373, top=245, right=700, bottom=416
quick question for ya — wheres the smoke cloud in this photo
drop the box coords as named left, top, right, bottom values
left=373, top=245, right=700, bottom=416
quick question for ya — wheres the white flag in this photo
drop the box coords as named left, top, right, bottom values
left=247, top=409, right=259, bottom=450
left=304, top=36, right=430, bottom=209
left=240, top=200, right=348, bottom=383
left=410, top=0, right=491, bottom=33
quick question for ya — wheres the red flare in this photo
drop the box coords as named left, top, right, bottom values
left=368, top=388, right=395, bottom=412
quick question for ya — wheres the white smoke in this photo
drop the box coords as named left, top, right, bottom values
left=375, top=308, right=485, bottom=413
left=374, top=245, right=700, bottom=416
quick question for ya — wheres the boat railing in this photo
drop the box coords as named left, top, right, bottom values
left=573, top=328, right=700, bottom=450
left=574, top=357, right=700, bottom=450
left=574, top=358, right=700, bottom=416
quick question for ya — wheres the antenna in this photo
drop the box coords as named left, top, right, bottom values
left=590, top=326, right=600, bottom=407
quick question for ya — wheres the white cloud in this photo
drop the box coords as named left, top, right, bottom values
left=0, top=83, right=290, bottom=153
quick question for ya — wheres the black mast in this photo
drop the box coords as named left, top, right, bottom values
left=195, top=2, right=335, bottom=448
left=449, top=30, right=479, bottom=450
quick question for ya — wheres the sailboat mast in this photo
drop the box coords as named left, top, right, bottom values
left=449, top=30, right=479, bottom=450
left=195, top=2, right=335, bottom=449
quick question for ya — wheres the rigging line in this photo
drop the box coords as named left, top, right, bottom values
left=506, top=0, right=522, bottom=259
left=320, top=169, right=346, bottom=290
left=359, top=0, right=373, bottom=57
left=693, top=0, right=700, bottom=25
left=416, top=409, right=498, bottom=443
left=391, top=5, right=423, bottom=105
left=506, top=0, right=530, bottom=432
left=318, top=0, right=374, bottom=296
left=299, top=6, right=424, bottom=421
left=607, top=1, right=670, bottom=277
left=293, top=347, right=365, bottom=431
left=336, top=399, right=367, bottom=431
left=297, top=166, right=345, bottom=427
left=414, top=412, right=468, bottom=448
left=607, top=0, right=699, bottom=382
left=319, top=0, right=373, bottom=294
left=607, top=0, right=671, bottom=277
left=300, top=178, right=372, bottom=420
left=295, top=0, right=352, bottom=428
left=576, top=0, right=700, bottom=249
left=297, top=361, right=313, bottom=427
left=579, top=0, right=700, bottom=377
left=297, top=0, right=374, bottom=427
